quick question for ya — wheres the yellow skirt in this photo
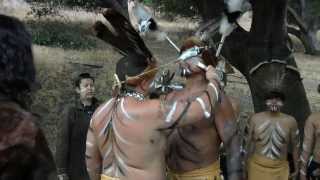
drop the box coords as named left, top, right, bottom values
left=248, top=154, right=289, bottom=180
left=167, top=161, right=222, bottom=180
left=101, top=174, right=120, bottom=180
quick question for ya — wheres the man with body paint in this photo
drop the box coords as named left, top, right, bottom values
left=165, top=37, right=242, bottom=180
left=85, top=9, right=223, bottom=180
left=246, top=91, right=299, bottom=180
left=300, top=84, right=320, bottom=180
left=85, top=57, right=221, bottom=180
left=56, top=73, right=100, bottom=180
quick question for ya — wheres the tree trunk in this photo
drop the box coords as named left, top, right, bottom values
left=193, top=0, right=224, bottom=22
left=287, top=0, right=320, bottom=55
left=198, top=0, right=311, bottom=129
left=96, top=0, right=128, bottom=18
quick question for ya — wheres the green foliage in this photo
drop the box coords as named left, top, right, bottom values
left=26, top=0, right=97, bottom=8
left=311, top=0, right=320, bottom=16
left=61, top=0, right=96, bottom=8
left=148, top=0, right=198, bottom=17
left=143, top=0, right=153, bottom=5
left=26, top=19, right=97, bottom=49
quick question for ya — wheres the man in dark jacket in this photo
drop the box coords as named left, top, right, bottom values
left=56, top=73, right=100, bottom=180
left=0, top=14, right=57, bottom=180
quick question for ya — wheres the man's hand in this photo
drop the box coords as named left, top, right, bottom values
left=289, top=171, right=298, bottom=179
left=57, top=174, right=69, bottom=180
left=205, top=65, right=220, bottom=82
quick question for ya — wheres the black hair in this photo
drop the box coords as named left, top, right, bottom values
left=116, top=52, right=149, bottom=82
left=75, top=73, right=95, bottom=88
left=318, top=84, right=320, bottom=94
left=264, top=91, right=286, bottom=102
left=0, top=14, right=35, bottom=105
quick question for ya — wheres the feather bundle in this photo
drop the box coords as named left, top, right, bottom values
left=93, top=9, right=154, bottom=63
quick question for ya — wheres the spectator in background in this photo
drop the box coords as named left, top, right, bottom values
left=56, top=73, right=100, bottom=180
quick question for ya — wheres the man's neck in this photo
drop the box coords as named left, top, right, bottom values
left=268, top=111, right=281, bottom=117
left=185, top=73, right=207, bottom=90
left=81, top=98, right=92, bottom=107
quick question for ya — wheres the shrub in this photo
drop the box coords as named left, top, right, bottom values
left=26, top=19, right=97, bottom=49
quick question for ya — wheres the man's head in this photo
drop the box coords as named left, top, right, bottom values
left=75, top=73, right=95, bottom=102
left=178, top=37, right=218, bottom=77
left=0, top=15, right=35, bottom=105
left=116, top=52, right=157, bottom=94
left=265, top=91, right=285, bottom=112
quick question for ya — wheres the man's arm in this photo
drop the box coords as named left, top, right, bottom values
left=214, top=92, right=242, bottom=180
left=300, top=115, right=316, bottom=180
left=86, top=119, right=102, bottom=180
left=290, top=117, right=300, bottom=179
left=245, top=115, right=255, bottom=160
left=55, top=108, right=72, bottom=179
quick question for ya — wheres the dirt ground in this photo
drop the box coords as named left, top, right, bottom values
left=1, top=2, right=320, bottom=155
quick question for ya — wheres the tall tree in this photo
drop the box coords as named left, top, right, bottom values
left=197, top=0, right=311, bottom=130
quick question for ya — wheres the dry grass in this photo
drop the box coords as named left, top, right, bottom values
left=2, top=1, right=320, bottom=154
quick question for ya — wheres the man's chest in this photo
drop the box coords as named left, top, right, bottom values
left=253, top=119, right=290, bottom=143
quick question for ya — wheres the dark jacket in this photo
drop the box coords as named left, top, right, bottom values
left=0, top=100, right=57, bottom=180
left=55, top=98, right=99, bottom=180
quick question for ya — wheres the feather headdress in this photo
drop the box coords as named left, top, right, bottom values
left=93, top=8, right=154, bottom=63
left=127, top=0, right=180, bottom=51
left=93, top=9, right=157, bottom=92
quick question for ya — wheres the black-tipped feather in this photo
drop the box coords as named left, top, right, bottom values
left=93, top=9, right=153, bottom=63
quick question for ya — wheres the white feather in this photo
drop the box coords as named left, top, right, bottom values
left=155, top=31, right=167, bottom=41
left=219, top=16, right=235, bottom=36
left=227, top=0, right=244, bottom=12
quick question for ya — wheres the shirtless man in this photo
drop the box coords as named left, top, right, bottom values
left=85, top=9, right=222, bottom=180
left=300, top=85, right=320, bottom=180
left=165, top=37, right=242, bottom=180
left=246, top=91, right=299, bottom=180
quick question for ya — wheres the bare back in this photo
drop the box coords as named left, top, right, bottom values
left=166, top=88, right=238, bottom=172
left=86, top=80, right=219, bottom=180
left=86, top=98, right=168, bottom=180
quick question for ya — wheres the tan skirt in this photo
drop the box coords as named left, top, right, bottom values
left=248, top=154, right=289, bottom=180
left=168, top=160, right=222, bottom=180
left=100, top=174, right=120, bottom=180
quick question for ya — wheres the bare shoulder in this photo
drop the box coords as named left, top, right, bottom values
left=90, top=98, right=115, bottom=128
left=280, top=113, right=297, bottom=127
left=306, top=112, right=320, bottom=124
left=250, top=112, right=266, bottom=120
left=131, top=99, right=161, bottom=116
left=308, top=112, right=320, bottom=120
left=280, top=112, right=294, bottom=119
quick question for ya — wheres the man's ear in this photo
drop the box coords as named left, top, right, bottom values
left=141, top=78, right=151, bottom=91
